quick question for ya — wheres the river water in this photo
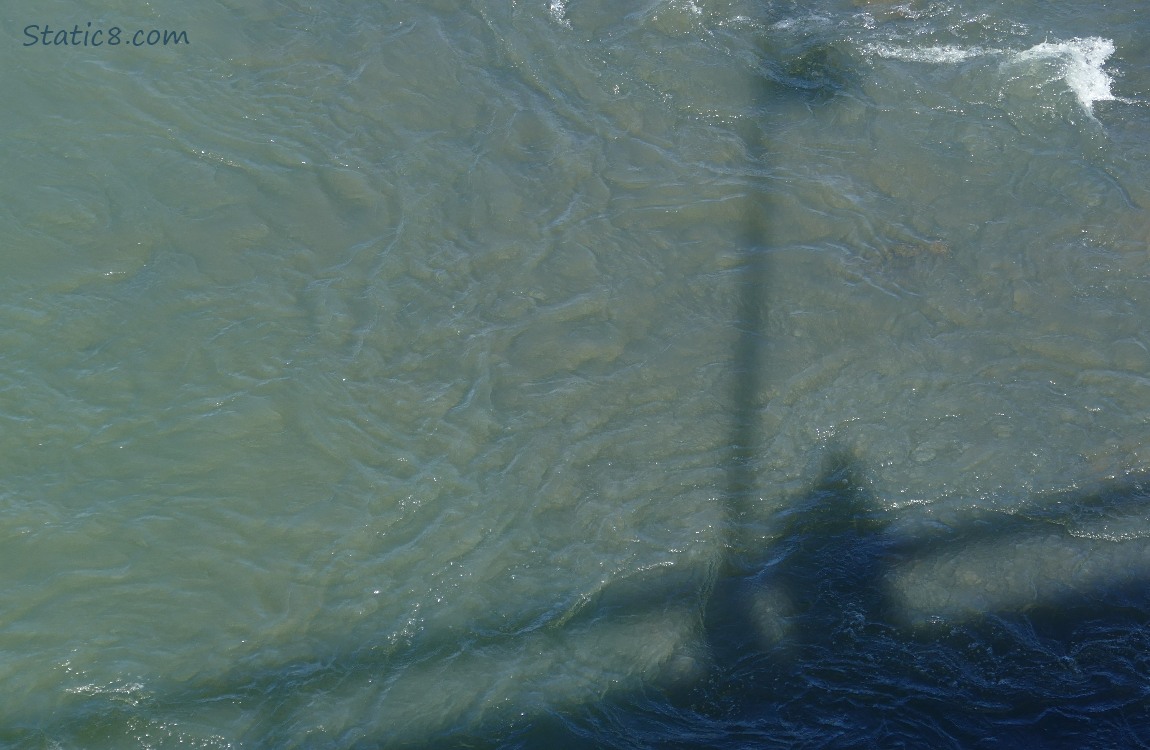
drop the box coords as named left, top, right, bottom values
left=2, top=0, right=1149, bottom=747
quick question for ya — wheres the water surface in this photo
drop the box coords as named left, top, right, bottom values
left=2, top=0, right=1149, bottom=746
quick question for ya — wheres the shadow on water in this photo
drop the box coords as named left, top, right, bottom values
left=12, top=26, right=1150, bottom=750
left=695, top=447, right=1150, bottom=746
left=592, top=31, right=1150, bottom=746
left=60, top=459, right=1141, bottom=750
left=507, top=33, right=1150, bottom=749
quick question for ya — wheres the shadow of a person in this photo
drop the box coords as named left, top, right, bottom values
left=700, top=445, right=901, bottom=728
left=695, top=446, right=1150, bottom=749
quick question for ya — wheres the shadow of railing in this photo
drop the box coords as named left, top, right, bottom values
left=14, top=450, right=1150, bottom=748
left=673, top=450, right=1150, bottom=749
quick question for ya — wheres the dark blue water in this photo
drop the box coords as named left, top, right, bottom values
left=514, top=481, right=1150, bottom=748
left=400, top=456, right=1149, bottom=749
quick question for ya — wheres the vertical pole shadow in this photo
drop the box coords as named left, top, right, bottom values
left=698, top=33, right=889, bottom=721
left=714, top=33, right=862, bottom=575
left=722, top=125, right=772, bottom=566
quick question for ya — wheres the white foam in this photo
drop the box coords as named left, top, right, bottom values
left=548, top=0, right=570, bottom=28
left=867, top=36, right=1119, bottom=115
left=1014, top=37, right=1117, bottom=113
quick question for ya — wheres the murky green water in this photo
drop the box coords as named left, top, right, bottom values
left=2, top=0, right=1149, bottom=746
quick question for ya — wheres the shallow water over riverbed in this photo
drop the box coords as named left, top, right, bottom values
left=2, top=0, right=1150, bottom=746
